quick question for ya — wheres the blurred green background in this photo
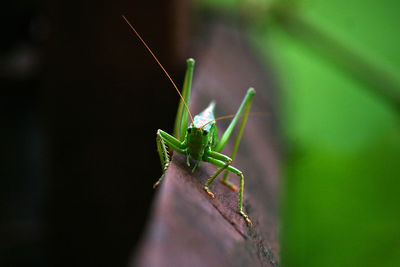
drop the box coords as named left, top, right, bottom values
left=200, top=0, right=400, bottom=266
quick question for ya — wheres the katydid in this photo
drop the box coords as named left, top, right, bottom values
left=123, top=15, right=255, bottom=226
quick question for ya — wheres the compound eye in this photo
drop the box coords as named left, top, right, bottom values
left=202, top=130, right=208, bottom=136
left=187, top=128, right=192, bottom=133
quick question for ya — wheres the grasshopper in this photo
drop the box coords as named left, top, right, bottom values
left=123, top=16, right=255, bottom=226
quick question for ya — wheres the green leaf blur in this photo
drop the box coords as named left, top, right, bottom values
left=199, top=0, right=400, bottom=266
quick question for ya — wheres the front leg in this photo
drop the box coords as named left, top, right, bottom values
left=154, top=129, right=186, bottom=188
left=203, top=157, right=232, bottom=198
left=207, top=151, right=237, bottom=191
left=204, top=153, right=252, bottom=227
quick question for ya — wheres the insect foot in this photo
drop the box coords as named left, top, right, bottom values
left=153, top=180, right=161, bottom=189
left=204, top=186, right=215, bottom=198
left=240, top=211, right=253, bottom=227
left=153, top=174, right=164, bottom=189
left=221, top=180, right=238, bottom=192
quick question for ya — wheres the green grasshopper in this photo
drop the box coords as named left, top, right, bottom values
left=123, top=16, right=255, bottom=226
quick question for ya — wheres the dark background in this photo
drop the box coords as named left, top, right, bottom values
left=1, top=1, right=192, bottom=266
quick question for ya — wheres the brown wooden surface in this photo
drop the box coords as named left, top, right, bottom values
left=133, top=22, right=280, bottom=267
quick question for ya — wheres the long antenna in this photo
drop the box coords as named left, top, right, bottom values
left=122, top=15, right=194, bottom=125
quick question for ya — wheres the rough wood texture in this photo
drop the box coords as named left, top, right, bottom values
left=133, top=22, right=280, bottom=267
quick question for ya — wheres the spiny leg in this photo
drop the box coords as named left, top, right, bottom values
left=155, top=130, right=169, bottom=188
left=154, top=129, right=186, bottom=188
left=204, top=158, right=232, bottom=198
left=214, top=88, right=255, bottom=152
left=214, top=88, right=255, bottom=191
left=237, top=171, right=251, bottom=227
left=221, top=95, right=251, bottom=190
left=205, top=156, right=252, bottom=227
left=207, top=151, right=237, bottom=191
